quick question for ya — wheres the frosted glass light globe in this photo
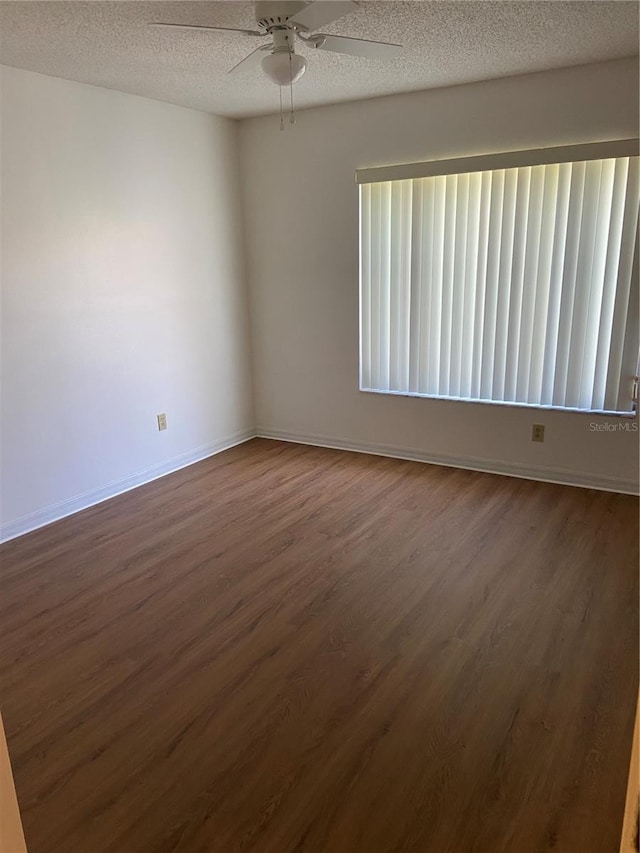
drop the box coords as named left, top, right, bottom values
left=261, top=52, right=307, bottom=86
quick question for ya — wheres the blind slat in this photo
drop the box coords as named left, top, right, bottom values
left=470, top=171, right=492, bottom=399
left=399, top=181, right=412, bottom=392
left=479, top=169, right=505, bottom=401
left=492, top=169, right=518, bottom=401
left=540, top=162, right=572, bottom=405
left=450, top=173, right=470, bottom=398
left=369, top=184, right=381, bottom=390
left=408, top=180, right=424, bottom=392
left=565, top=161, right=604, bottom=408
left=527, top=163, right=559, bottom=404
left=460, top=172, right=482, bottom=398
left=427, top=177, right=446, bottom=394
left=359, top=184, right=372, bottom=389
left=592, top=158, right=630, bottom=409
left=517, top=164, right=545, bottom=402
left=606, top=156, right=640, bottom=410
left=504, top=167, right=531, bottom=401
left=579, top=159, right=616, bottom=409
left=417, top=179, right=434, bottom=392
left=552, top=161, right=586, bottom=407
left=439, top=175, right=457, bottom=395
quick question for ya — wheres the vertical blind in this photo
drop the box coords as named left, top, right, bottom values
left=359, top=148, right=640, bottom=414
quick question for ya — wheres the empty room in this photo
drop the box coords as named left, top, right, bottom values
left=1, top=2, right=639, bottom=852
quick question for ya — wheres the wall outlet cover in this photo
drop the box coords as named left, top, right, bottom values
left=532, top=423, right=545, bottom=442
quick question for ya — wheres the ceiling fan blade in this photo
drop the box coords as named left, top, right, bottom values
left=150, top=22, right=263, bottom=37
left=315, top=33, right=403, bottom=60
left=228, top=44, right=272, bottom=75
left=289, top=1, right=359, bottom=32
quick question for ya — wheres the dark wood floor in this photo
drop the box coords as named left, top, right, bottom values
left=0, top=438, right=637, bottom=853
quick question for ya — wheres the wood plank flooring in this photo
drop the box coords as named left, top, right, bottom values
left=0, top=438, right=638, bottom=853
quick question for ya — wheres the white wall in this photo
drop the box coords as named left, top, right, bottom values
left=240, top=58, right=640, bottom=493
left=1, top=67, right=254, bottom=539
left=1, top=59, right=637, bottom=543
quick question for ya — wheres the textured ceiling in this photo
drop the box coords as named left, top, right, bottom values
left=0, top=1, right=638, bottom=118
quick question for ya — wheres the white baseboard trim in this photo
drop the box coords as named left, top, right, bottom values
left=3, top=425, right=635, bottom=543
left=0, top=428, right=257, bottom=544
left=256, top=427, right=639, bottom=495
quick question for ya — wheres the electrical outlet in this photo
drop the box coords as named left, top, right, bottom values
left=157, top=413, right=167, bottom=431
left=532, top=423, right=545, bottom=443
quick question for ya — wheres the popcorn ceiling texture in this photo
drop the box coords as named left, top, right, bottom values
left=0, top=1, right=638, bottom=118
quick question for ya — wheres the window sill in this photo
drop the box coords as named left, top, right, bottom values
left=359, top=387, right=638, bottom=419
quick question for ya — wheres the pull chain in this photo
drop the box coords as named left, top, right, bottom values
left=289, top=53, right=295, bottom=124
left=277, top=52, right=297, bottom=130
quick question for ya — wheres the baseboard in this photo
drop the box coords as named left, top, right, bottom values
left=0, top=428, right=257, bottom=544
left=256, top=427, right=639, bottom=495
left=3, top=425, right=635, bottom=543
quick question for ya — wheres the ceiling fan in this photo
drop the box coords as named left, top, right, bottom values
left=150, top=1, right=403, bottom=88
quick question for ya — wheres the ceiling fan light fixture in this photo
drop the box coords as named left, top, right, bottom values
left=261, top=51, right=307, bottom=85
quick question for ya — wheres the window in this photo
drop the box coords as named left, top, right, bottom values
left=358, top=141, right=640, bottom=415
